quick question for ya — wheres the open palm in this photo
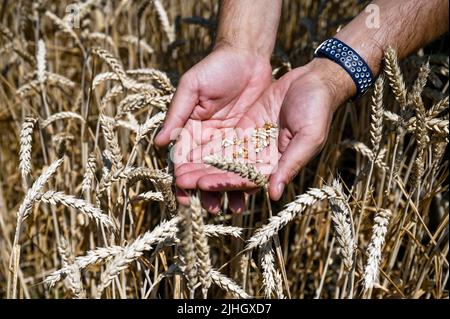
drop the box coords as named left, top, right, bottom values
left=184, top=64, right=339, bottom=202
left=155, top=47, right=272, bottom=212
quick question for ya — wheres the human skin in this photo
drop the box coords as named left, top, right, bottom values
left=156, top=0, right=449, bottom=212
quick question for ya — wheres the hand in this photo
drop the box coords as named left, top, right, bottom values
left=154, top=45, right=273, bottom=212
left=185, top=58, right=354, bottom=201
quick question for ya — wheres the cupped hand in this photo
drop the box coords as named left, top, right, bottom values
left=154, top=45, right=273, bottom=212
left=185, top=58, right=353, bottom=202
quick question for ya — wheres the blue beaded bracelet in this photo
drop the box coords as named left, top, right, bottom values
left=314, top=38, right=374, bottom=97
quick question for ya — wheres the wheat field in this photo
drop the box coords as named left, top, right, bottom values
left=0, top=0, right=448, bottom=299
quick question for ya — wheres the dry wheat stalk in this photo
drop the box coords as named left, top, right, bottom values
left=204, top=155, right=268, bottom=188
left=341, top=140, right=388, bottom=171
left=126, top=68, right=174, bottom=93
left=428, top=96, right=449, bottom=118
left=210, top=270, right=252, bottom=299
left=81, top=154, right=97, bottom=194
left=329, top=180, right=354, bottom=272
left=411, top=93, right=427, bottom=189
left=203, top=225, right=243, bottom=238
left=178, top=206, right=198, bottom=295
left=58, top=237, right=85, bottom=299
left=98, top=216, right=180, bottom=293
left=370, top=76, right=384, bottom=154
left=260, top=242, right=284, bottom=298
left=44, top=245, right=125, bottom=287
left=39, top=191, right=115, bottom=230
left=36, top=39, right=46, bottom=85
left=189, top=196, right=212, bottom=297
left=384, top=47, right=407, bottom=108
left=92, top=47, right=129, bottom=87
left=45, top=11, right=84, bottom=55
left=363, top=209, right=392, bottom=291
left=121, top=35, right=154, bottom=55
left=136, top=112, right=166, bottom=142
left=100, top=114, right=123, bottom=170
left=246, top=186, right=336, bottom=250
left=153, top=0, right=175, bottom=43
left=132, top=191, right=164, bottom=202
left=115, top=91, right=158, bottom=117
left=407, top=61, right=430, bottom=104
left=19, top=117, right=37, bottom=179
left=40, top=112, right=84, bottom=128
left=17, top=158, right=64, bottom=223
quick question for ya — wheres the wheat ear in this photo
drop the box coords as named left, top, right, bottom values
left=210, top=269, right=252, bottom=299
left=363, top=209, right=392, bottom=291
left=370, top=76, right=384, bottom=154
left=384, top=46, right=407, bottom=108
left=204, top=155, right=268, bottom=188
left=246, top=186, right=336, bottom=250
left=98, top=216, right=180, bottom=294
left=329, top=180, right=354, bottom=272
left=58, top=237, right=85, bottom=299
left=260, top=242, right=284, bottom=299
left=19, top=117, right=37, bottom=179
left=189, top=196, right=212, bottom=298
left=178, top=206, right=198, bottom=296
left=39, top=191, right=115, bottom=230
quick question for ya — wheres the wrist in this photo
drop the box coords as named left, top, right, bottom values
left=213, top=37, right=273, bottom=61
left=305, top=58, right=356, bottom=110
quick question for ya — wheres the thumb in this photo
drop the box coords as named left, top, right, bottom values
left=269, top=133, right=323, bottom=201
left=155, top=76, right=198, bottom=147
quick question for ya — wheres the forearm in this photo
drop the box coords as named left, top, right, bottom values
left=312, top=0, right=449, bottom=103
left=214, top=0, right=282, bottom=59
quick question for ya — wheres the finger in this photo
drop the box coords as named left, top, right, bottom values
left=227, top=191, right=246, bottom=214
left=197, top=172, right=259, bottom=192
left=269, top=133, right=323, bottom=201
left=155, top=75, right=198, bottom=147
left=176, top=166, right=221, bottom=189
left=176, top=187, right=190, bottom=206
left=201, top=191, right=222, bottom=214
